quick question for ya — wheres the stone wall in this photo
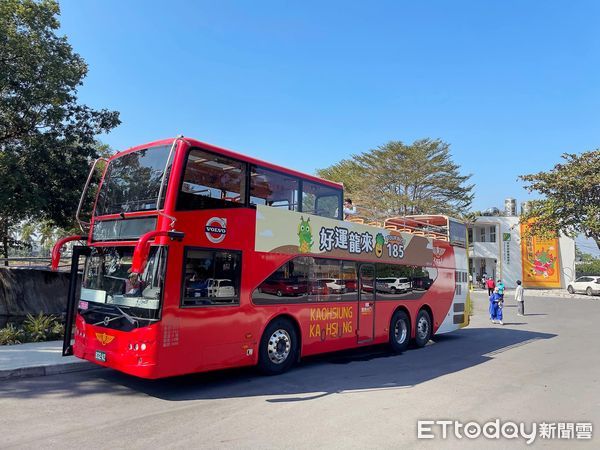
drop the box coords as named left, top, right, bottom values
left=0, top=267, right=77, bottom=319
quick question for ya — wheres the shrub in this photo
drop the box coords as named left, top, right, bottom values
left=50, top=320, right=65, bottom=340
left=0, top=324, right=26, bottom=345
left=0, top=314, right=65, bottom=345
left=23, top=313, right=58, bottom=342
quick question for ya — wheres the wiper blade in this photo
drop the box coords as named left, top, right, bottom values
left=114, top=305, right=137, bottom=325
left=91, top=305, right=138, bottom=327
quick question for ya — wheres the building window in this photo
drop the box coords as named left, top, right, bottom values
left=479, top=227, right=486, bottom=243
left=489, top=226, right=496, bottom=243
left=181, top=248, right=241, bottom=306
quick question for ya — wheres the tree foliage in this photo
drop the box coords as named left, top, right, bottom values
left=317, top=139, right=474, bottom=218
left=519, top=150, right=600, bottom=249
left=0, top=0, right=120, bottom=259
left=576, top=260, right=600, bottom=277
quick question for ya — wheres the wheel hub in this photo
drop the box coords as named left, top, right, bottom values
left=267, top=329, right=291, bottom=364
left=418, top=317, right=429, bottom=340
left=394, top=320, right=407, bottom=343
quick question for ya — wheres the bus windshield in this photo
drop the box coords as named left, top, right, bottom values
left=95, top=145, right=171, bottom=215
left=79, top=246, right=167, bottom=329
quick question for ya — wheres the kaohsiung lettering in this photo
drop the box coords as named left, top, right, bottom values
left=310, top=306, right=353, bottom=321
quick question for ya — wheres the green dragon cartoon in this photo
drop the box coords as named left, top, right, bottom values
left=298, top=216, right=314, bottom=253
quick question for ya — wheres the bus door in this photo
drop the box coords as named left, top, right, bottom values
left=358, top=264, right=375, bottom=343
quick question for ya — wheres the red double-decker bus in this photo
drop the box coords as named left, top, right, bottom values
left=52, top=136, right=470, bottom=379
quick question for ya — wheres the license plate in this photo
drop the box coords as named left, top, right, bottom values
left=95, top=350, right=106, bottom=362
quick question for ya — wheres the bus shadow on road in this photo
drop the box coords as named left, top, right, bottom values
left=0, top=327, right=556, bottom=401
left=96, top=327, right=556, bottom=402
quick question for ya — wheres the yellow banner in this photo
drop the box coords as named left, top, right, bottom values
left=520, top=222, right=561, bottom=288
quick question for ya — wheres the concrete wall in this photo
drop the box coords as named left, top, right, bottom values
left=472, top=242, right=498, bottom=259
left=0, top=268, right=74, bottom=319
left=559, top=234, right=576, bottom=287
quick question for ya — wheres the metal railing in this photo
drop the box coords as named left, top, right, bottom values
left=0, top=257, right=73, bottom=271
left=348, top=205, right=449, bottom=240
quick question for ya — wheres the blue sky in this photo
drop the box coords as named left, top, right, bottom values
left=58, top=1, right=599, bottom=253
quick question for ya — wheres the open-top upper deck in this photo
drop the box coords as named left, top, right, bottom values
left=345, top=213, right=466, bottom=247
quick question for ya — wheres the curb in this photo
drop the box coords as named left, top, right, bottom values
left=0, top=361, right=98, bottom=381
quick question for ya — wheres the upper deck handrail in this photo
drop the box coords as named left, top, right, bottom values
left=345, top=205, right=452, bottom=242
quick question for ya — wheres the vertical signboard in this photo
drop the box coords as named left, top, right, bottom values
left=502, top=232, right=511, bottom=267
left=520, top=222, right=561, bottom=288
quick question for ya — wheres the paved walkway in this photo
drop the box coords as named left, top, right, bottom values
left=0, top=340, right=94, bottom=380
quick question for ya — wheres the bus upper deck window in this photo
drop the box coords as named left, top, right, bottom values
left=250, top=166, right=299, bottom=211
left=301, top=181, right=342, bottom=219
left=177, top=149, right=246, bottom=211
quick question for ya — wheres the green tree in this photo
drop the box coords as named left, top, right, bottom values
left=0, top=0, right=120, bottom=262
left=519, top=150, right=600, bottom=249
left=576, top=260, right=600, bottom=277
left=317, top=139, right=474, bottom=218
left=575, top=246, right=597, bottom=263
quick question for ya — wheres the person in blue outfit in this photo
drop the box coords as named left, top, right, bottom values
left=490, top=287, right=504, bottom=325
left=497, top=279, right=505, bottom=300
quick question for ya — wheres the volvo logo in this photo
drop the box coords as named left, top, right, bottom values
left=432, top=246, right=446, bottom=264
left=103, top=316, right=110, bottom=326
left=205, top=217, right=227, bottom=244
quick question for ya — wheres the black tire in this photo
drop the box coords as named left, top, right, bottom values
left=390, top=287, right=397, bottom=295
left=389, top=310, right=410, bottom=353
left=415, top=309, right=432, bottom=348
left=276, top=290, right=282, bottom=297
left=567, top=286, right=574, bottom=294
left=258, top=318, right=298, bottom=375
left=587, top=287, right=593, bottom=296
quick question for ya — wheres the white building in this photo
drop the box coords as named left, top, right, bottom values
left=469, top=215, right=575, bottom=289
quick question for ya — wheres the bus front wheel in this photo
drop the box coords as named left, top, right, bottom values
left=415, top=309, right=432, bottom=348
left=258, top=318, right=298, bottom=375
left=389, top=310, right=410, bottom=353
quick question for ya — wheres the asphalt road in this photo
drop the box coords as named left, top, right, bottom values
left=1, top=291, right=599, bottom=449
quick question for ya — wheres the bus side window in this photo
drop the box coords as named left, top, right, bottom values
left=250, top=166, right=299, bottom=211
left=181, top=248, right=242, bottom=307
left=301, top=181, right=342, bottom=219
left=177, top=148, right=246, bottom=211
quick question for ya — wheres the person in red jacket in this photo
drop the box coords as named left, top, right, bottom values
left=485, top=277, right=496, bottom=296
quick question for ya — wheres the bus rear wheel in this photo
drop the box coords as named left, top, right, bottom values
left=389, top=310, right=410, bottom=353
left=258, top=318, right=298, bottom=375
left=415, top=309, right=432, bottom=348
